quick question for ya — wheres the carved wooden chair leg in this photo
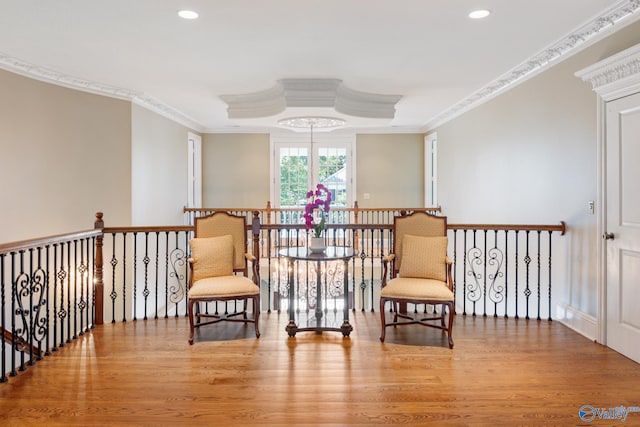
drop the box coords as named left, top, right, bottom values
left=379, top=298, right=387, bottom=342
left=188, top=299, right=196, bottom=345
left=253, top=295, right=261, bottom=338
left=446, top=302, right=454, bottom=349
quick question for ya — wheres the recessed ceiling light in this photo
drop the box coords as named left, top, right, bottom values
left=178, top=10, right=199, bottom=20
left=469, top=9, right=491, bottom=19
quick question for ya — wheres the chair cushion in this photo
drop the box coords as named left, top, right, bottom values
left=190, top=235, right=234, bottom=281
left=188, top=275, right=260, bottom=298
left=399, top=235, right=447, bottom=281
left=381, top=277, right=454, bottom=301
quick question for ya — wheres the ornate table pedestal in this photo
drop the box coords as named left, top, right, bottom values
left=278, top=246, right=354, bottom=337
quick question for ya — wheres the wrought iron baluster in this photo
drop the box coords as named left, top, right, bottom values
left=122, top=233, right=127, bottom=322
left=33, top=247, right=47, bottom=359
left=66, top=241, right=72, bottom=343
left=483, top=230, right=487, bottom=317
left=26, top=249, right=35, bottom=365
left=169, top=232, right=186, bottom=317
left=1, top=253, right=6, bottom=382
left=10, top=252, right=19, bottom=375
left=52, top=244, right=60, bottom=350
left=154, top=232, right=159, bottom=320
left=452, top=230, right=457, bottom=315
left=358, top=227, right=367, bottom=312
left=537, top=231, right=542, bottom=321
left=71, top=240, right=77, bottom=340
left=142, top=232, right=150, bottom=321
left=548, top=230, right=553, bottom=321
left=524, top=230, right=531, bottom=320
left=110, top=233, right=118, bottom=324
left=504, top=231, right=509, bottom=318
left=77, top=240, right=86, bottom=336
left=514, top=231, right=519, bottom=319
left=466, top=230, right=482, bottom=316
left=132, top=232, right=138, bottom=321
left=487, top=230, right=504, bottom=318
left=15, top=250, right=28, bottom=371
left=267, top=228, right=273, bottom=313
left=164, top=231, right=169, bottom=318
left=43, top=245, right=55, bottom=356
left=462, top=230, right=468, bottom=316
left=89, top=237, right=95, bottom=331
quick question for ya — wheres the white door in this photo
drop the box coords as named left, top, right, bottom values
left=605, top=92, right=640, bottom=363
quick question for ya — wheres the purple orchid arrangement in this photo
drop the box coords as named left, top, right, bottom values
left=303, top=183, right=332, bottom=238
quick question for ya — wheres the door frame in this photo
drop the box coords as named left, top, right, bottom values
left=576, top=43, right=640, bottom=345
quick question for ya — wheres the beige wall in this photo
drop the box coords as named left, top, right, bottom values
left=356, top=134, right=424, bottom=207
left=131, top=104, right=196, bottom=225
left=0, top=69, right=131, bottom=242
left=202, top=133, right=270, bottom=207
left=435, top=20, right=640, bottom=322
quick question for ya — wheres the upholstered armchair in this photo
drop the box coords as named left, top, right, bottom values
left=187, top=212, right=260, bottom=344
left=380, top=211, right=455, bottom=348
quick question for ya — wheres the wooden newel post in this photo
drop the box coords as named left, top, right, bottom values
left=252, top=211, right=261, bottom=272
left=94, top=212, right=104, bottom=326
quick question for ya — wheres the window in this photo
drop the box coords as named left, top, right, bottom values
left=425, top=132, right=437, bottom=207
left=187, top=132, right=202, bottom=208
left=278, top=146, right=309, bottom=207
left=271, top=134, right=354, bottom=212
left=318, top=146, right=348, bottom=207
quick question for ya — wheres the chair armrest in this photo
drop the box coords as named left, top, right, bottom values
left=245, top=253, right=260, bottom=286
left=445, top=257, right=454, bottom=291
left=381, top=254, right=396, bottom=288
left=187, top=258, right=194, bottom=288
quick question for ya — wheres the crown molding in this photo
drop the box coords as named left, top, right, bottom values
left=421, top=0, right=640, bottom=132
left=0, top=52, right=205, bottom=132
left=3, top=0, right=638, bottom=136
left=576, top=42, right=640, bottom=99
left=220, top=78, right=402, bottom=120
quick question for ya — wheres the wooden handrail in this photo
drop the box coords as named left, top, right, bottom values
left=102, top=225, right=194, bottom=234
left=183, top=204, right=442, bottom=214
left=448, top=221, right=566, bottom=235
left=0, top=229, right=102, bottom=254
left=257, top=222, right=566, bottom=234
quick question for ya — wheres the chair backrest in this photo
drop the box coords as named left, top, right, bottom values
left=393, top=211, right=447, bottom=276
left=194, top=212, right=248, bottom=274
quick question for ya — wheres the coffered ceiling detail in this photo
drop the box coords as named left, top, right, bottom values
left=221, top=79, right=402, bottom=120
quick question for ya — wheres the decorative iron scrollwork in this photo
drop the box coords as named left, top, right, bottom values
left=168, top=247, right=186, bottom=304
left=487, top=247, right=505, bottom=304
left=13, top=268, right=48, bottom=351
left=466, top=246, right=505, bottom=305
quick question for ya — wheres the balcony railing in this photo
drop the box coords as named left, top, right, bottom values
left=1, top=208, right=565, bottom=383
left=0, top=228, right=101, bottom=382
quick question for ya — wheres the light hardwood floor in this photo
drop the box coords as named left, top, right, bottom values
left=1, top=311, right=639, bottom=426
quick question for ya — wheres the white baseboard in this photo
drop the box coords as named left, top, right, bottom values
left=555, top=303, right=598, bottom=341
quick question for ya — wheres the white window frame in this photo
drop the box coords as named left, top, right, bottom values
left=187, top=132, right=202, bottom=208
left=270, top=132, right=355, bottom=208
left=425, top=132, right=438, bottom=208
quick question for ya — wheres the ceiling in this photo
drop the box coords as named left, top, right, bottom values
left=1, top=0, right=638, bottom=134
